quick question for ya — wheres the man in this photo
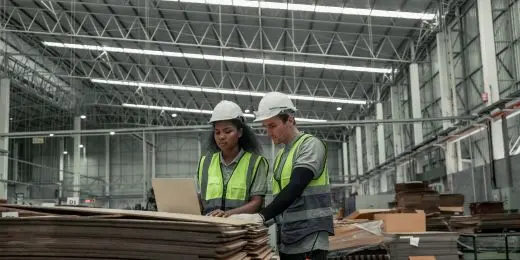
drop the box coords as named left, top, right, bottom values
left=230, top=92, right=334, bottom=260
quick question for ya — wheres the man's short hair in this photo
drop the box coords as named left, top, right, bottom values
left=276, top=109, right=296, bottom=125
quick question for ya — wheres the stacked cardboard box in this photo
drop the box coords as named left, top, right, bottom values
left=0, top=204, right=272, bottom=260
left=470, top=201, right=504, bottom=215
left=427, top=194, right=465, bottom=231
left=385, top=232, right=459, bottom=260
left=394, top=182, right=440, bottom=214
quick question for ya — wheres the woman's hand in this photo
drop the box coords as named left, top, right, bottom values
left=207, top=209, right=227, bottom=217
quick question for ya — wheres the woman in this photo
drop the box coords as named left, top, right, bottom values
left=197, top=100, right=268, bottom=217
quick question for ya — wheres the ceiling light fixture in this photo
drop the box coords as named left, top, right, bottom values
left=63, top=151, right=68, bottom=155
left=110, top=131, right=116, bottom=135
left=49, top=134, right=54, bottom=137
left=80, top=115, right=87, bottom=119
left=336, top=107, right=342, bottom=111
left=167, top=0, right=436, bottom=20
left=43, top=42, right=392, bottom=74
left=91, top=79, right=367, bottom=105
left=122, top=103, right=327, bottom=123
left=245, top=109, right=250, bottom=113
left=172, top=113, right=178, bottom=118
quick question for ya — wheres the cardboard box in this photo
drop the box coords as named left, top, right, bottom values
left=374, top=210, right=426, bottom=232
left=346, top=209, right=395, bottom=220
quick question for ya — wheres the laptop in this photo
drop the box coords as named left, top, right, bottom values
left=151, top=178, right=201, bottom=215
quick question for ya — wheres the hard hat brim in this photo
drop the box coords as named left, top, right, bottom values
left=253, top=109, right=284, bottom=122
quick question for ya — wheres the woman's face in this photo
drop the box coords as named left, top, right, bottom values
left=214, top=121, right=242, bottom=152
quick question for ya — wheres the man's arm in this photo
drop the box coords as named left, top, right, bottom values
left=259, top=167, right=314, bottom=221
left=259, top=137, right=326, bottom=221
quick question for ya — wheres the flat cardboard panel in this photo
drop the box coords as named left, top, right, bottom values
left=152, top=178, right=201, bottom=215
left=0, top=204, right=253, bottom=226
left=346, top=209, right=394, bottom=220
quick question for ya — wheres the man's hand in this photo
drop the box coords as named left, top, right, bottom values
left=207, top=209, right=227, bottom=217
left=228, top=213, right=264, bottom=224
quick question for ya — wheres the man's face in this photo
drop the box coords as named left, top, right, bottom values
left=262, top=116, right=291, bottom=144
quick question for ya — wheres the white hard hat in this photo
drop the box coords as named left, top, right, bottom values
left=209, top=100, right=244, bottom=123
left=254, top=92, right=296, bottom=122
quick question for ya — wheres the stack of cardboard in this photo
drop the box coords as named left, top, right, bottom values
left=385, top=232, right=459, bottom=260
left=427, top=194, right=465, bottom=231
left=0, top=204, right=272, bottom=260
left=450, top=212, right=520, bottom=233
left=346, top=209, right=426, bottom=233
left=242, top=226, right=274, bottom=260
left=470, top=201, right=504, bottom=215
left=394, top=182, right=440, bottom=214
left=328, top=220, right=388, bottom=259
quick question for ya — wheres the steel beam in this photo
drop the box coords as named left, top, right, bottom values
left=12, top=55, right=374, bottom=102
left=0, top=33, right=77, bottom=109
left=1, top=7, right=412, bottom=63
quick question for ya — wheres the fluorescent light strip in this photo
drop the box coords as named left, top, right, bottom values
left=43, top=41, right=392, bottom=74
left=122, top=103, right=328, bottom=123
left=92, top=79, right=367, bottom=105
left=168, top=0, right=436, bottom=20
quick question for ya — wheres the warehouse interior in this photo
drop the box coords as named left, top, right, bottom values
left=1, top=0, right=520, bottom=259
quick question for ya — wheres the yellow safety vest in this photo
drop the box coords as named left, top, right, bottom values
left=198, top=151, right=264, bottom=215
left=272, top=133, right=334, bottom=245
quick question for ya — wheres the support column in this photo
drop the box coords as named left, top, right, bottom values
left=477, top=0, right=505, bottom=161
left=73, top=116, right=81, bottom=198
left=409, top=63, right=423, bottom=175
left=437, top=33, right=454, bottom=129
left=391, top=85, right=404, bottom=184
left=365, top=122, right=375, bottom=171
left=356, top=126, right=364, bottom=177
left=105, top=136, right=110, bottom=207
left=151, top=134, right=156, bottom=179
left=197, top=134, right=202, bottom=159
left=437, top=32, right=459, bottom=177
left=348, top=135, right=357, bottom=182
left=342, top=139, right=349, bottom=182
left=0, top=79, right=9, bottom=199
left=142, top=133, right=147, bottom=203
left=58, top=138, right=64, bottom=199
left=376, top=102, right=386, bottom=165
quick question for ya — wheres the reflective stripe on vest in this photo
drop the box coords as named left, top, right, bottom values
left=198, top=151, right=263, bottom=214
left=271, top=134, right=334, bottom=245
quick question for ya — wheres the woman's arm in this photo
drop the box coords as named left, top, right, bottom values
left=224, top=195, right=264, bottom=216
left=224, top=157, right=268, bottom=216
